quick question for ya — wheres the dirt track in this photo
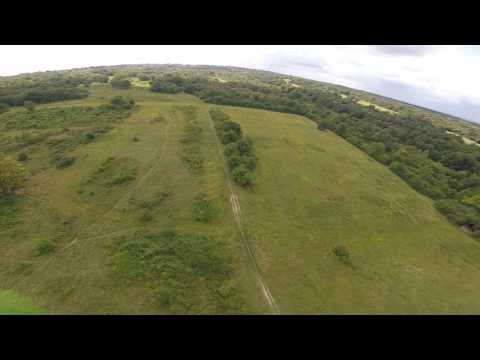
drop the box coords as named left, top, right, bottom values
left=207, top=109, right=280, bottom=314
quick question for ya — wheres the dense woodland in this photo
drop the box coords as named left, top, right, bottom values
left=2, top=65, right=480, bottom=237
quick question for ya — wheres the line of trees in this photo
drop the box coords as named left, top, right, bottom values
left=0, top=86, right=88, bottom=107
left=209, top=108, right=256, bottom=187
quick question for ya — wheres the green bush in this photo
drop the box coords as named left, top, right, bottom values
left=110, top=96, right=135, bottom=109
left=139, top=211, right=154, bottom=223
left=222, top=130, right=240, bottom=144
left=317, top=120, right=329, bottom=131
left=108, top=174, right=136, bottom=186
left=110, top=77, right=131, bottom=89
left=85, top=132, right=96, bottom=141
left=223, top=121, right=242, bottom=137
left=150, top=81, right=181, bottom=93
left=434, top=199, right=479, bottom=226
left=231, top=165, right=253, bottom=187
left=36, top=240, right=56, bottom=256
left=140, top=192, right=170, bottom=209
left=0, top=154, right=28, bottom=195
left=192, top=193, right=216, bottom=223
left=208, top=108, right=230, bottom=122
left=154, top=287, right=173, bottom=307
left=138, top=73, right=151, bottom=81
left=237, top=138, right=253, bottom=156
left=56, top=156, right=75, bottom=169
left=333, top=245, right=350, bottom=262
left=115, top=230, right=241, bottom=314
left=17, top=152, right=29, bottom=162
left=224, top=143, right=239, bottom=157
left=227, top=154, right=256, bottom=171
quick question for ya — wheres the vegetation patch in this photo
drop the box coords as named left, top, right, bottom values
left=47, top=127, right=112, bottom=169
left=138, top=191, right=170, bottom=210
left=209, top=108, right=256, bottom=187
left=0, top=196, right=22, bottom=231
left=0, top=85, right=88, bottom=108
left=192, top=193, right=216, bottom=223
left=138, top=211, right=154, bottom=223
left=178, top=106, right=204, bottom=173
left=0, top=131, right=53, bottom=152
left=333, top=245, right=351, bottom=263
left=0, top=154, right=28, bottom=196
left=0, top=291, right=43, bottom=315
left=112, top=230, right=246, bottom=314
left=35, top=239, right=56, bottom=256
left=0, top=104, right=135, bottom=130
left=80, top=156, right=138, bottom=191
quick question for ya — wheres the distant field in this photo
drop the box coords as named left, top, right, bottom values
left=446, top=130, right=480, bottom=147
left=130, top=77, right=151, bottom=88
left=2, top=84, right=480, bottom=314
left=357, top=100, right=397, bottom=114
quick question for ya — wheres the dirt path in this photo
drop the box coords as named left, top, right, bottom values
left=206, top=108, right=280, bottom=314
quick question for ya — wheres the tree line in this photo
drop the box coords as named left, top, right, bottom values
left=209, top=108, right=256, bottom=187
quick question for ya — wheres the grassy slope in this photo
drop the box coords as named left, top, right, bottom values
left=2, top=85, right=480, bottom=313
left=222, top=106, right=480, bottom=314
left=0, top=86, right=266, bottom=314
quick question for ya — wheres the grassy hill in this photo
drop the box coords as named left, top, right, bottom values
left=2, top=81, right=480, bottom=314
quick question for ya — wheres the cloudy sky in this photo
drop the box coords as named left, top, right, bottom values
left=1, top=45, right=479, bottom=122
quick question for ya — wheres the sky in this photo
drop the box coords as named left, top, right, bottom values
left=1, top=45, right=479, bottom=122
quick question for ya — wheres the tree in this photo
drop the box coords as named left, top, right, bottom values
left=332, top=245, right=350, bottom=262
left=237, top=138, right=253, bottom=155
left=224, top=143, right=240, bottom=157
left=222, top=130, right=240, bottom=144
left=317, top=120, right=328, bottom=131
left=231, top=165, right=253, bottom=187
left=138, top=73, right=151, bottom=81
left=24, top=101, right=35, bottom=112
left=111, top=77, right=131, bottom=89
left=150, top=81, right=181, bottom=94
left=17, top=152, right=29, bottom=162
left=0, top=154, right=28, bottom=195
left=336, top=123, right=347, bottom=136
left=223, top=121, right=242, bottom=137
left=110, top=96, right=135, bottom=109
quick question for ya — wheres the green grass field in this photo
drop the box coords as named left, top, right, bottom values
left=222, top=106, right=480, bottom=314
left=2, top=84, right=480, bottom=314
left=0, top=290, right=43, bottom=314
left=358, top=99, right=397, bottom=114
